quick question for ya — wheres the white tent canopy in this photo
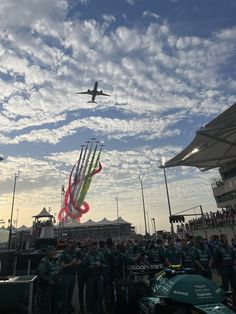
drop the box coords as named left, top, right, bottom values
left=64, top=217, right=130, bottom=228
left=164, top=102, right=236, bottom=170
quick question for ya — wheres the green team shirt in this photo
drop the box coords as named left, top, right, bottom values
left=59, top=248, right=77, bottom=275
left=83, top=250, right=106, bottom=277
left=192, top=246, right=211, bottom=268
left=38, top=255, right=61, bottom=284
left=214, top=244, right=235, bottom=268
left=76, top=247, right=87, bottom=275
left=148, top=247, right=164, bottom=264
left=165, top=247, right=182, bottom=265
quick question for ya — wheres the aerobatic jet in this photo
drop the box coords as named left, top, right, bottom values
left=76, top=81, right=110, bottom=103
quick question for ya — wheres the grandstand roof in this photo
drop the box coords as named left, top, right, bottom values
left=17, top=225, right=31, bottom=231
left=163, top=102, right=236, bottom=170
left=64, top=217, right=130, bottom=228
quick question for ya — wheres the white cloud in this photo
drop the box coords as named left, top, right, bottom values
left=0, top=4, right=235, bottom=130
left=142, top=11, right=160, bottom=20
left=78, top=0, right=90, bottom=5
left=0, top=0, right=234, bottom=230
left=126, top=0, right=135, bottom=5
left=0, top=147, right=218, bottom=229
left=0, top=109, right=186, bottom=145
left=101, top=14, right=116, bottom=26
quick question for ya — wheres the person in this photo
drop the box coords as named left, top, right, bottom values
left=76, top=240, right=87, bottom=314
left=214, top=234, right=236, bottom=293
left=59, top=238, right=78, bottom=314
left=181, top=239, right=193, bottom=268
left=148, top=239, right=165, bottom=265
left=125, top=239, right=135, bottom=264
left=164, top=238, right=182, bottom=266
left=192, top=235, right=212, bottom=279
left=37, top=245, right=61, bottom=314
left=99, top=239, right=114, bottom=313
left=133, top=247, right=150, bottom=265
left=83, top=241, right=106, bottom=314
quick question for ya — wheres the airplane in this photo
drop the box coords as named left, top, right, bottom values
left=76, top=81, right=110, bottom=103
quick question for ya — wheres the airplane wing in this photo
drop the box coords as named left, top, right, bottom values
left=76, top=90, right=93, bottom=95
left=96, top=91, right=110, bottom=96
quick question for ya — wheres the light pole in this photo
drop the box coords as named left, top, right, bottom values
left=200, top=205, right=208, bottom=239
left=60, top=185, right=65, bottom=238
left=8, top=171, right=20, bottom=249
left=152, top=217, right=157, bottom=239
left=146, top=211, right=150, bottom=234
left=161, top=159, right=174, bottom=237
left=139, top=176, right=148, bottom=236
left=15, top=208, right=20, bottom=231
left=115, top=197, right=120, bottom=238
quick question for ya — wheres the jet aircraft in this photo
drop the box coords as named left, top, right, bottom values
left=76, top=81, right=110, bottom=103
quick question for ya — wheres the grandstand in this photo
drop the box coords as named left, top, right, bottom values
left=164, top=102, right=236, bottom=239
left=55, top=217, right=135, bottom=240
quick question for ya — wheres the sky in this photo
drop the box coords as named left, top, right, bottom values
left=0, top=0, right=235, bottom=233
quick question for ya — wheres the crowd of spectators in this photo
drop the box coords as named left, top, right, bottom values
left=177, top=206, right=236, bottom=232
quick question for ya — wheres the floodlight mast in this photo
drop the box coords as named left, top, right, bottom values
left=152, top=217, right=157, bottom=239
left=8, top=171, right=20, bottom=249
left=139, top=175, right=148, bottom=236
left=160, top=158, right=174, bottom=237
left=115, top=197, right=120, bottom=238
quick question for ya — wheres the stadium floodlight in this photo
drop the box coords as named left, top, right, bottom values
left=160, top=157, right=174, bottom=237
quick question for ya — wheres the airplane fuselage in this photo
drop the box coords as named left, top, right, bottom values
left=92, top=81, right=98, bottom=102
left=77, top=81, right=110, bottom=103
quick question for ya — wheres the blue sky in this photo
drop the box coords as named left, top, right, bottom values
left=0, top=0, right=235, bottom=233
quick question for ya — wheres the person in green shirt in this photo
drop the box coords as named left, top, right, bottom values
left=38, top=245, right=61, bottom=314
left=214, top=234, right=236, bottom=292
left=76, top=240, right=88, bottom=314
left=59, top=238, right=77, bottom=314
left=148, top=239, right=165, bottom=265
left=192, top=236, right=212, bottom=279
left=99, top=239, right=113, bottom=313
left=83, top=241, right=106, bottom=314
left=164, top=238, right=182, bottom=266
left=181, top=239, right=193, bottom=268
left=124, top=239, right=135, bottom=265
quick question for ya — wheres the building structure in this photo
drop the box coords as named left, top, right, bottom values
left=55, top=217, right=135, bottom=240
left=164, top=102, right=236, bottom=238
left=32, top=207, right=54, bottom=240
left=211, top=161, right=236, bottom=209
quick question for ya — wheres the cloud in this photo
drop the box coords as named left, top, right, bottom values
left=0, top=109, right=186, bottom=145
left=126, top=0, right=135, bottom=5
left=0, top=0, right=235, bottom=230
left=0, top=146, right=217, bottom=229
left=78, top=0, right=90, bottom=5
left=142, top=11, right=160, bottom=20
left=101, top=14, right=116, bottom=26
left=0, top=3, right=235, bottom=133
